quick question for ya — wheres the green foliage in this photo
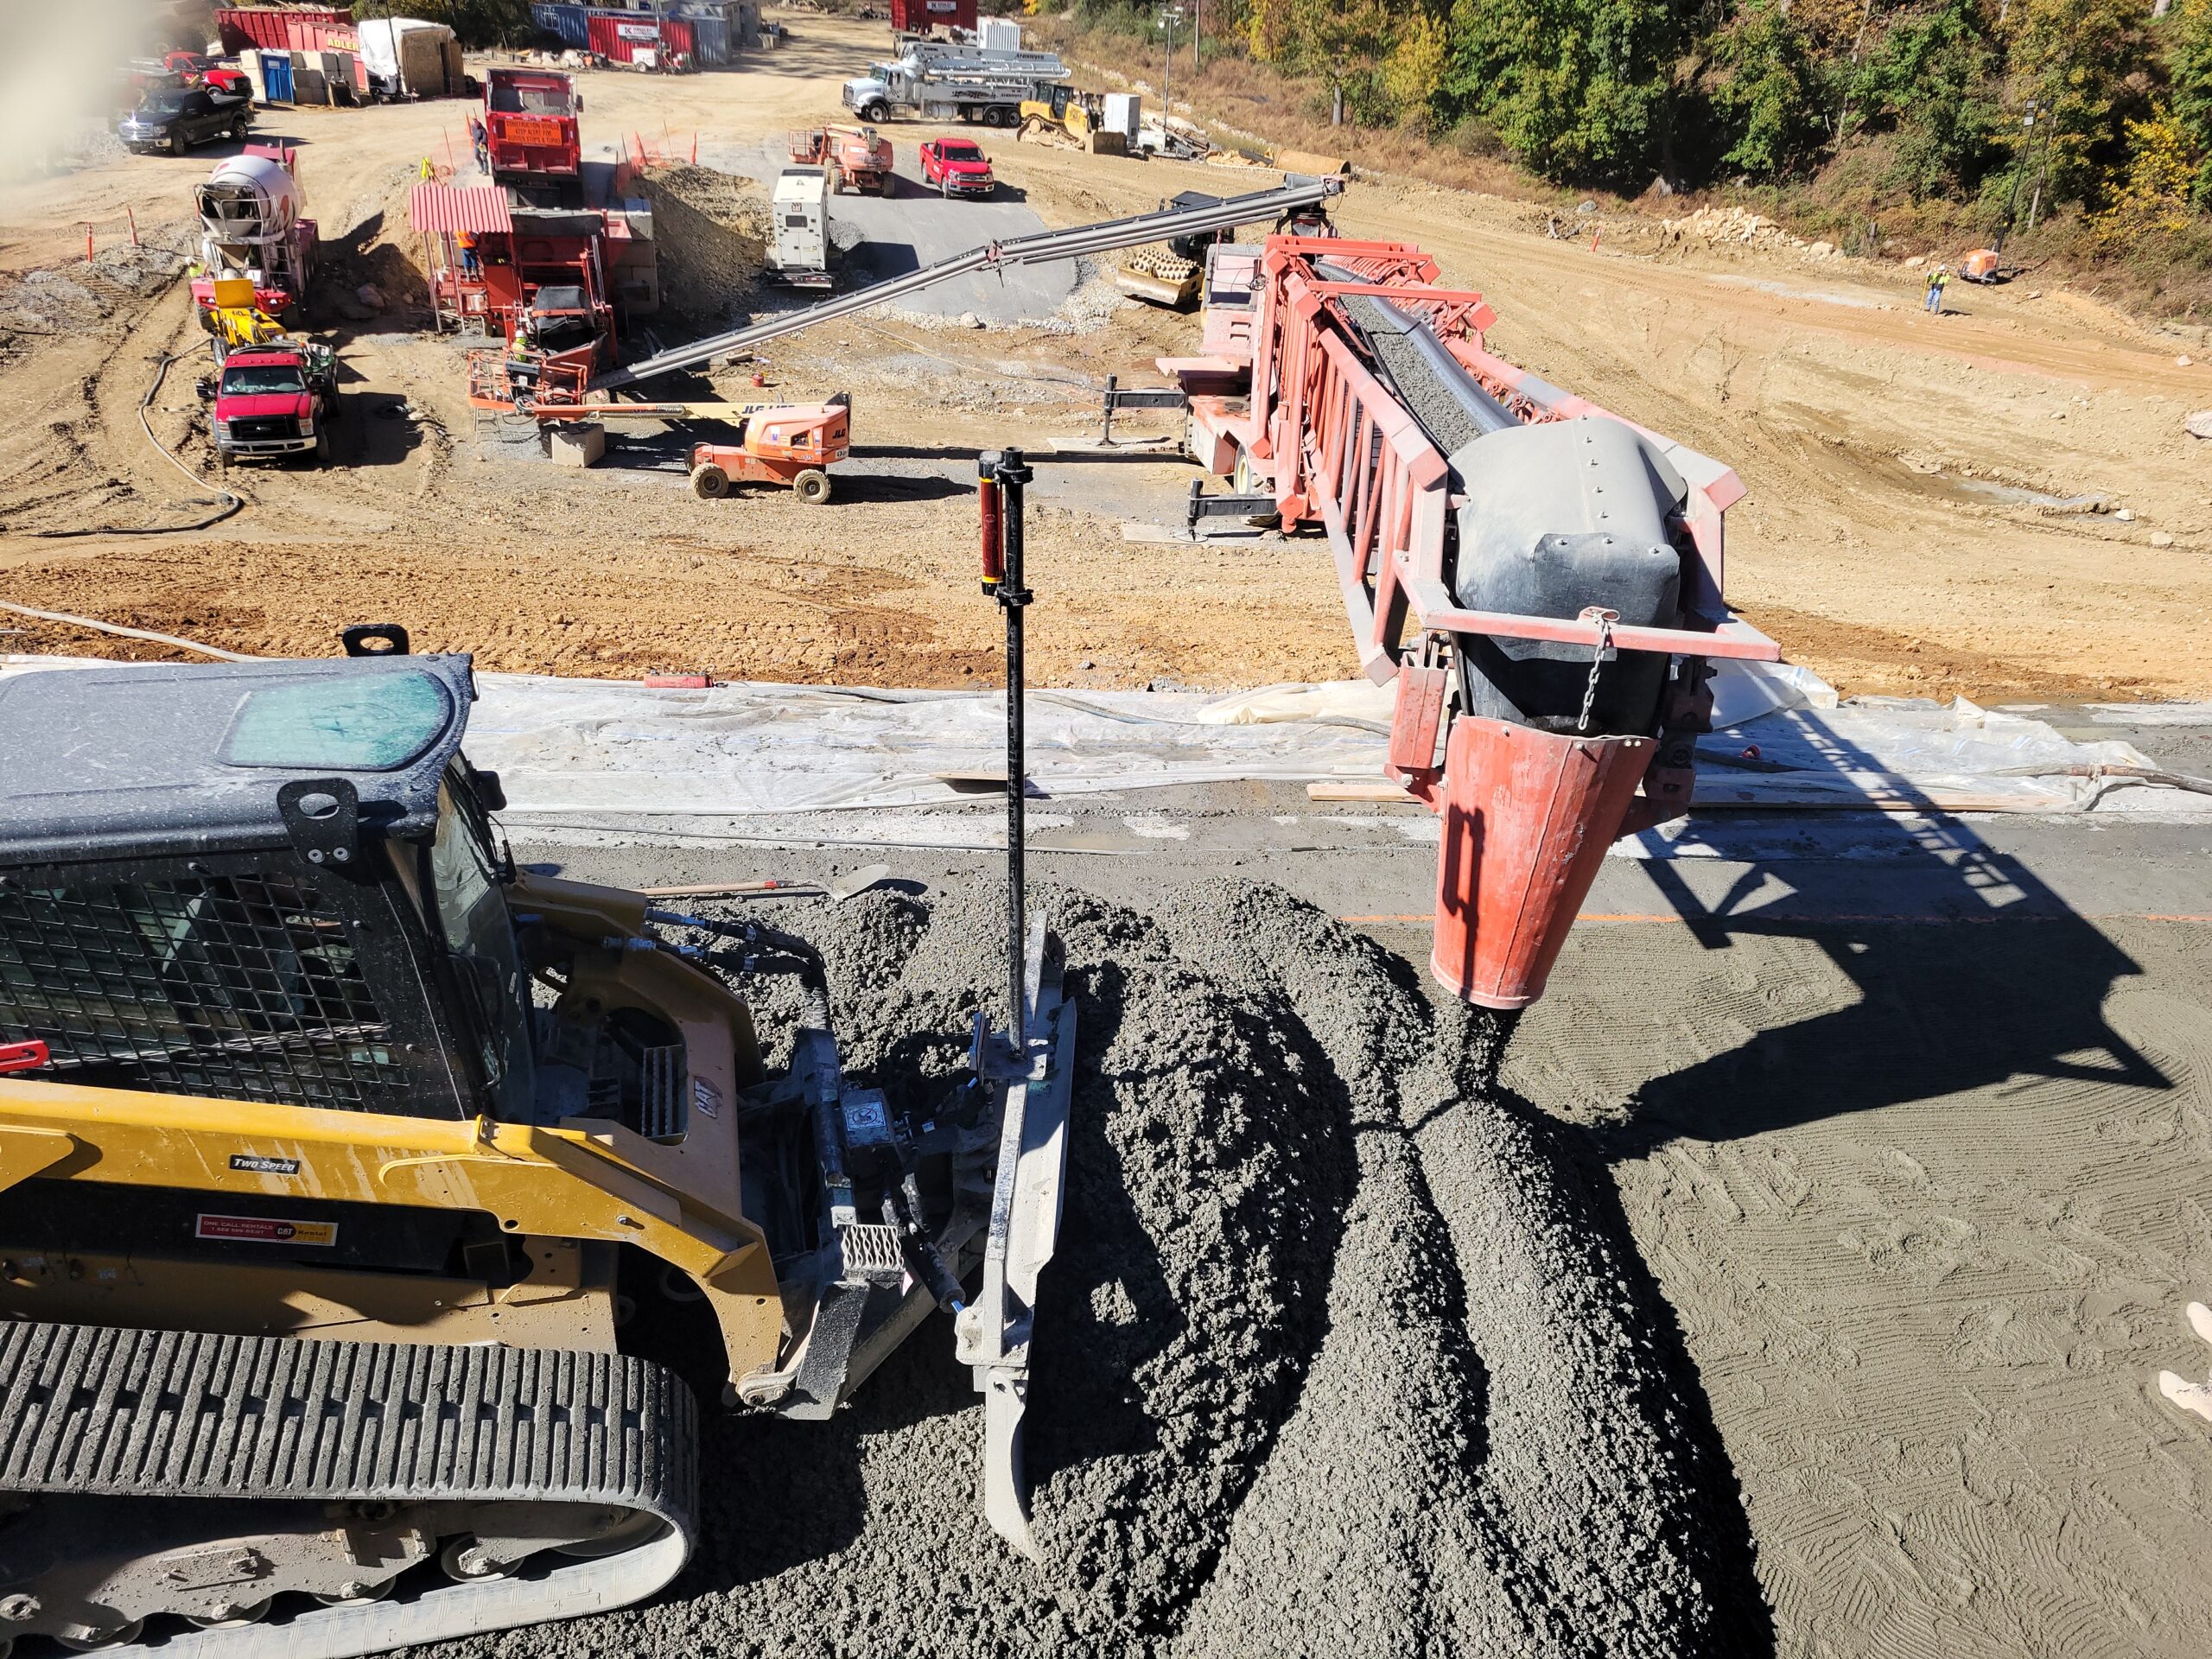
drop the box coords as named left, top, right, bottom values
left=2168, top=0, right=2212, bottom=207
left=2001, top=0, right=2147, bottom=208
left=1711, top=0, right=1828, bottom=177
left=1066, top=0, right=2211, bottom=275
left=1844, top=0, right=2008, bottom=198
left=1441, top=0, right=1683, bottom=181
left=1382, top=11, right=1451, bottom=132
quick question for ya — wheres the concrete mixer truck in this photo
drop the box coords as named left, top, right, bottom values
left=189, top=144, right=319, bottom=348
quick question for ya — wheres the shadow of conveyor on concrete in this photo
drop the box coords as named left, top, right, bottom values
left=1598, top=715, right=2165, bottom=1162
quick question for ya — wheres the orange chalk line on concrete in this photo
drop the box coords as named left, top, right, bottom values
left=1337, top=912, right=2212, bottom=926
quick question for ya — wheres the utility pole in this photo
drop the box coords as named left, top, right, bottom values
left=1994, top=100, right=2036, bottom=254
left=1159, top=3, right=1177, bottom=118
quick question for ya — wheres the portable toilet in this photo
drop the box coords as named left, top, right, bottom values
left=770, top=167, right=831, bottom=287
left=257, top=49, right=295, bottom=104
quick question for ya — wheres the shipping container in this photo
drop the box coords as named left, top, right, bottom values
left=531, top=2, right=590, bottom=46
left=889, top=0, right=976, bottom=35
left=585, top=12, right=696, bottom=63
left=684, top=13, right=730, bottom=64
left=216, top=8, right=351, bottom=55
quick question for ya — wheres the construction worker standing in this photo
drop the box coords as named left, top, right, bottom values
left=457, top=229, right=480, bottom=279
left=1926, top=264, right=1949, bottom=315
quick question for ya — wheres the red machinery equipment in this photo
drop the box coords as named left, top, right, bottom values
left=484, top=66, right=582, bottom=200
left=685, top=400, right=849, bottom=502
left=1162, top=236, right=1782, bottom=1009
left=789, top=124, right=895, bottom=195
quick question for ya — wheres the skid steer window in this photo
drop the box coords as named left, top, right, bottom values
left=428, top=777, right=535, bottom=1118
left=0, top=872, right=408, bottom=1110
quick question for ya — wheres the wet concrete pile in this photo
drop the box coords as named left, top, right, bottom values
left=428, top=880, right=1765, bottom=1659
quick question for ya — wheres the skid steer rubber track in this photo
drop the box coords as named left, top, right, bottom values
left=0, top=1320, right=697, bottom=1657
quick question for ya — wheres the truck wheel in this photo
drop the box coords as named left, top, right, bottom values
left=983, top=105, right=1006, bottom=128
left=168, top=130, right=186, bottom=156
left=793, top=468, right=831, bottom=505
left=863, top=100, right=888, bottom=123
left=232, top=116, right=248, bottom=140
left=690, top=462, right=730, bottom=499
left=939, top=176, right=950, bottom=197
left=314, top=426, right=332, bottom=462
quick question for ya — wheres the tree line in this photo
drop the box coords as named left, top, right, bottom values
left=1108, top=0, right=2212, bottom=251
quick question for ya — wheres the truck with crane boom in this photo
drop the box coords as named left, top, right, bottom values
left=842, top=44, right=1065, bottom=125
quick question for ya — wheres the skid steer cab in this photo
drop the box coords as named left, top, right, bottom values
left=690, top=393, right=849, bottom=505
left=0, top=632, right=1070, bottom=1656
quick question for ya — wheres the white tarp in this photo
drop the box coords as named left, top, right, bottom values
left=2, top=655, right=2201, bottom=818
left=355, top=17, right=452, bottom=84
left=465, top=675, right=1389, bottom=814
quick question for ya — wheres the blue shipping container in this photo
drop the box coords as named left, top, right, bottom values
left=531, top=3, right=590, bottom=47
left=258, top=49, right=294, bottom=102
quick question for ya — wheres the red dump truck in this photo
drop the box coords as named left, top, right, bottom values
left=484, top=66, right=582, bottom=198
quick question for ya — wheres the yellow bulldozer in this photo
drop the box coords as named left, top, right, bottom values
left=0, top=633, right=1072, bottom=1654
left=1016, top=83, right=1121, bottom=154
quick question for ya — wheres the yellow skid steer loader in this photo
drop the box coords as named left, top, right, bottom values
left=0, top=634, right=1072, bottom=1655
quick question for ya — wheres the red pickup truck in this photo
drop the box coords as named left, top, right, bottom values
left=166, top=52, right=251, bottom=99
left=207, top=340, right=338, bottom=466
left=919, top=137, right=995, bottom=198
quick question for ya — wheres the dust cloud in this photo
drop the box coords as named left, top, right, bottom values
left=0, top=0, right=172, bottom=179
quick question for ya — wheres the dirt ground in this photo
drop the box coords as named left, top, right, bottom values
left=1, top=11, right=2209, bottom=699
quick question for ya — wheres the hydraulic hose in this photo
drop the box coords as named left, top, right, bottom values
left=28, top=336, right=245, bottom=539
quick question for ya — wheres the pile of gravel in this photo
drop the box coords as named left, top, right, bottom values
left=637, top=164, right=770, bottom=322
left=422, top=880, right=1764, bottom=1659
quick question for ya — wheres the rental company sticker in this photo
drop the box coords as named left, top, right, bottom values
left=195, top=1214, right=338, bottom=1247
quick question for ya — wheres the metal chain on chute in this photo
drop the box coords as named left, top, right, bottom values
left=1574, top=607, right=1620, bottom=735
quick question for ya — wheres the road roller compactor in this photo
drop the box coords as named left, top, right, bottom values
left=0, top=638, right=1072, bottom=1655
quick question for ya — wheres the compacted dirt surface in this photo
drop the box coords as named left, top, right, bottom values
left=2, top=10, right=2209, bottom=699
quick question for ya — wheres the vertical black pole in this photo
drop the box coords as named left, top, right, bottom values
left=983, top=448, right=1034, bottom=1045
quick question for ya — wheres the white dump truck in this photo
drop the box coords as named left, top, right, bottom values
left=770, top=167, right=833, bottom=288
left=842, top=45, right=1065, bottom=126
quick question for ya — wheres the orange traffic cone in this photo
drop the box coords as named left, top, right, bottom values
left=1431, top=716, right=1653, bottom=1009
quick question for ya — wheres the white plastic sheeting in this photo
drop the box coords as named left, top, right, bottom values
left=3, top=655, right=2200, bottom=818
left=1694, top=697, right=2175, bottom=812
left=466, top=675, right=1391, bottom=815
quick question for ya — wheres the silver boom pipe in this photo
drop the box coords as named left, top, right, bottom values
left=592, top=175, right=1343, bottom=393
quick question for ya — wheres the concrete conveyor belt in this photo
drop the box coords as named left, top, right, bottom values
left=593, top=175, right=1344, bottom=393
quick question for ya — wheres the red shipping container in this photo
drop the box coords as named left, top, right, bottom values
left=216, top=8, right=352, bottom=55
left=889, top=0, right=976, bottom=33
left=584, top=13, right=695, bottom=62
